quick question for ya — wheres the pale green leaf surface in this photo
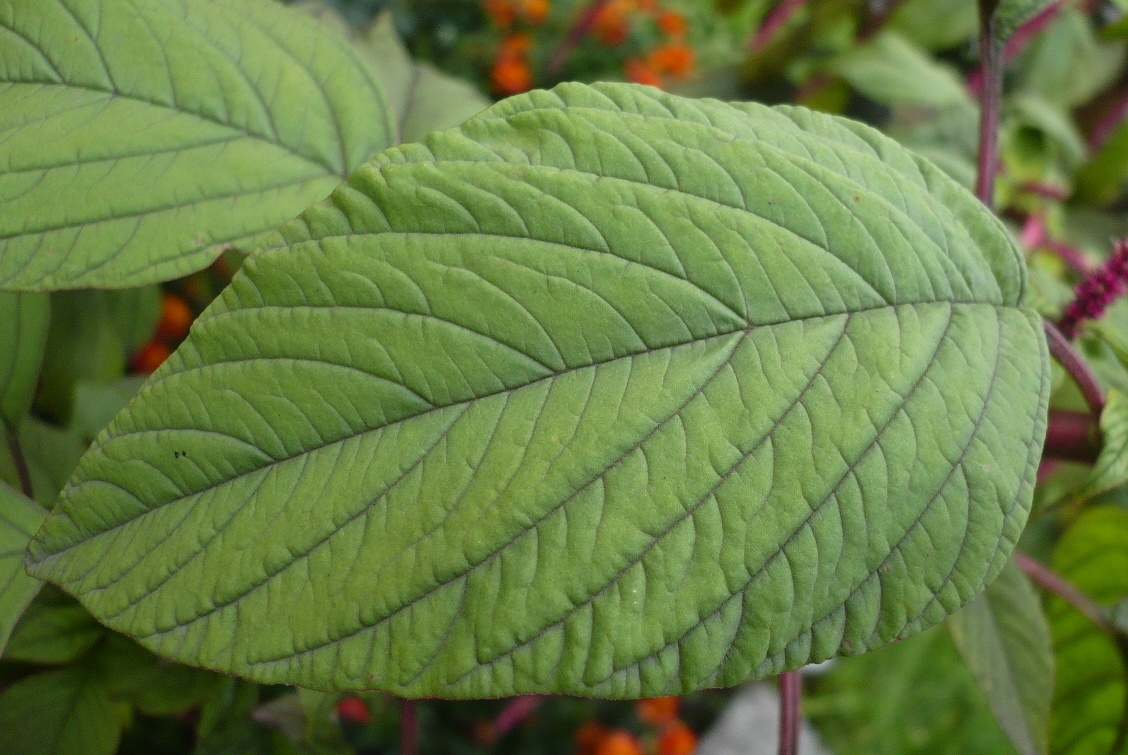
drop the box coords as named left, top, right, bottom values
left=947, top=558, right=1053, bottom=755
left=0, top=292, right=48, bottom=433
left=0, top=481, right=46, bottom=656
left=28, top=83, right=1050, bottom=697
left=1048, top=506, right=1128, bottom=755
left=1078, top=389, right=1128, bottom=503
left=0, top=667, right=121, bottom=755
left=0, top=0, right=394, bottom=291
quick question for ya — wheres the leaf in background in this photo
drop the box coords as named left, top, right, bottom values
left=889, top=0, right=978, bottom=50
left=0, top=419, right=87, bottom=507
left=104, top=286, right=161, bottom=354
left=0, top=667, right=122, bottom=755
left=947, top=558, right=1053, bottom=755
left=195, top=678, right=299, bottom=755
left=93, top=633, right=222, bottom=716
left=0, top=292, right=49, bottom=433
left=0, top=482, right=46, bottom=656
left=1004, top=96, right=1087, bottom=172
left=990, top=0, right=1057, bottom=44
left=831, top=31, right=971, bottom=108
left=1076, top=389, right=1128, bottom=503
left=1013, top=8, right=1125, bottom=108
left=68, top=378, right=147, bottom=446
left=0, top=0, right=395, bottom=292
left=808, top=624, right=1018, bottom=755
left=363, top=13, right=490, bottom=145
left=887, top=101, right=980, bottom=189
left=252, top=690, right=355, bottom=755
left=1048, top=506, right=1128, bottom=755
left=5, top=585, right=104, bottom=663
left=1074, top=120, right=1128, bottom=206
left=28, top=82, right=1050, bottom=697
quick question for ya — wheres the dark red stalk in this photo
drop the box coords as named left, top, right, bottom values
left=1058, top=239, right=1128, bottom=339
left=778, top=670, right=802, bottom=755
left=1017, top=180, right=1070, bottom=202
left=1045, top=320, right=1106, bottom=418
left=1042, top=409, right=1101, bottom=463
left=6, top=433, right=32, bottom=500
left=1089, top=89, right=1128, bottom=152
left=547, top=0, right=612, bottom=75
left=400, top=699, right=418, bottom=755
left=751, top=0, right=807, bottom=53
left=1014, top=551, right=1117, bottom=635
left=974, top=3, right=1003, bottom=206
left=493, top=695, right=543, bottom=737
left=968, top=1, right=1065, bottom=95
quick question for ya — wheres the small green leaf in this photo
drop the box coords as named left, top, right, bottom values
left=68, top=378, right=146, bottom=446
left=1013, top=8, right=1124, bottom=109
left=831, top=31, right=971, bottom=108
left=5, top=584, right=104, bottom=663
left=0, top=667, right=122, bottom=755
left=947, top=558, right=1053, bottom=755
left=1048, top=506, right=1128, bottom=755
left=0, top=482, right=47, bottom=656
left=28, top=83, right=1050, bottom=698
left=990, top=0, right=1056, bottom=44
left=0, top=419, right=87, bottom=507
left=0, top=293, right=49, bottom=434
left=0, top=0, right=395, bottom=291
left=1077, top=389, right=1128, bottom=502
left=1075, top=120, right=1128, bottom=206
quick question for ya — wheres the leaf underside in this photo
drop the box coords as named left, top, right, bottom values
left=28, top=83, right=1050, bottom=698
left=0, top=0, right=393, bottom=291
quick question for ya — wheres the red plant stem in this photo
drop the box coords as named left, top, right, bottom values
left=778, top=670, right=801, bottom=755
left=1047, top=240, right=1093, bottom=274
left=1045, top=320, right=1106, bottom=418
left=546, top=0, right=612, bottom=75
left=493, top=695, right=543, bottom=737
left=400, top=699, right=418, bottom=755
left=1017, top=180, right=1069, bottom=201
left=6, top=433, right=33, bottom=500
left=974, top=16, right=1003, bottom=207
left=1013, top=551, right=1117, bottom=635
left=968, top=1, right=1065, bottom=94
left=1090, top=88, right=1128, bottom=152
left=751, top=0, right=807, bottom=53
left=1042, top=409, right=1101, bottom=463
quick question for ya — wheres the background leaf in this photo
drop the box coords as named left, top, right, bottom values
left=1047, top=506, right=1128, bottom=755
left=0, top=292, right=49, bottom=433
left=947, top=558, right=1053, bottom=755
left=0, top=667, right=122, bottom=755
left=29, top=82, right=1049, bottom=698
left=831, top=31, right=971, bottom=109
left=0, top=0, right=395, bottom=291
left=0, top=481, right=46, bottom=655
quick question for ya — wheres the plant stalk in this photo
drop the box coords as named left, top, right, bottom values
left=1013, top=551, right=1117, bottom=636
left=1042, top=409, right=1101, bottom=463
left=547, top=0, right=612, bottom=75
left=751, top=0, right=807, bottom=53
left=1044, top=320, right=1106, bottom=419
left=974, top=17, right=1003, bottom=207
left=778, top=670, right=802, bottom=755
left=400, top=699, right=418, bottom=755
left=6, top=432, right=33, bottom=500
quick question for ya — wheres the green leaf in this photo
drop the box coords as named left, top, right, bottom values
left=93, top=633, right=222, bottom=716
left=5, top=584, right=104, bottom=663
left=831, top=31, right=971, bottom=109
left=0, top=293, right=49, bottom=433
left=0, top=667, right=122, bottom=755
left=0, top=0, right=395, bottom=292
left=1077, top=389, right=1128, bottom=503
left=990, top=0, right=1056, bottom=44
left=1013, top=8, right=1125, bottom=109
left=27, top=83, right=1050, bottom=698
left=104, top=286, right=162, bottom=354
left=0, top=419, right=87, bottom=507
left=947, top=558, right=1053, bottom=755
left=808, top=623, right=1019, bottom=755
left=1075, top=120, right=1128, bottom=206
left=68, top=378, right=146, bottom=446
left=889, top=0, right=978, bottom=50
left=1048, top=506, right=1128, bottom=755
left=0, top=482, right=46, bottom=656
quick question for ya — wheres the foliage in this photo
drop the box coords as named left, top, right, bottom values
left=3, top=0, right=1128, bottom=753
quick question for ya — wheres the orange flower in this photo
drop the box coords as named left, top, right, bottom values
left=594, top=730, right=644, bottom=755
left=519, top=0, right=550, bottom=24
left=625, top=58, right=663, bottom=87
left=594, top=4, right=629, bottom=45
left=156, top=292, right=193, bottom=342
left=576, top=722, right=611, bottom=755
left=657, top=720, right=697, bottom=755
left=491, top=55, right=533, bottom=94
left=637, top=696, right=679, bottom=727
left=484, top=0, right=516, bottom=28
left=130, top=340, right=171, bottom=374
left=499, top=32, right=533, bottom=57
left=656, top=9, right=686, bottom=37
left=648, top=43, right=694, bottom=77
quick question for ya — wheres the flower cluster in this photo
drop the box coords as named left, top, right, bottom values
left=488, top=0, right=552, bottom=95
left=1059, top=239, right=1128, bottom=339
left=573, top=697, right=698, bottom=755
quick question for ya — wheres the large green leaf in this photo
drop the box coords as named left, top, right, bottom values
left=0, top=292, right=49, bottom=433
left=27, top=83, right=1050, bottom=697
left=0, top=481, right=46, bottom=656
left=1048, top=506, right=1128, bottom=755
left=947, top=558, right=1053, bottom=755
left=0, top=0, right=394, bottom=291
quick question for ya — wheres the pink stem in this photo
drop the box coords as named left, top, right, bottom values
left=493, top=696, right=544, bottom=737
left=1045, top=320, right=1106, bottom=418
left=975, top=27, right=1003, bottom=206
left=1042, top=409, right=1101, bottom=463
left=400, top=699, right=418, bottom=755
left=778, top=671, right=802, bottom=755
left=547, top=0, right=613, bottom=75
left=969, top=1, right=1064, bottom=94
left=1013, top=551, right=1116, bottom=635
left=751, top=0, right=808, bottom=53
